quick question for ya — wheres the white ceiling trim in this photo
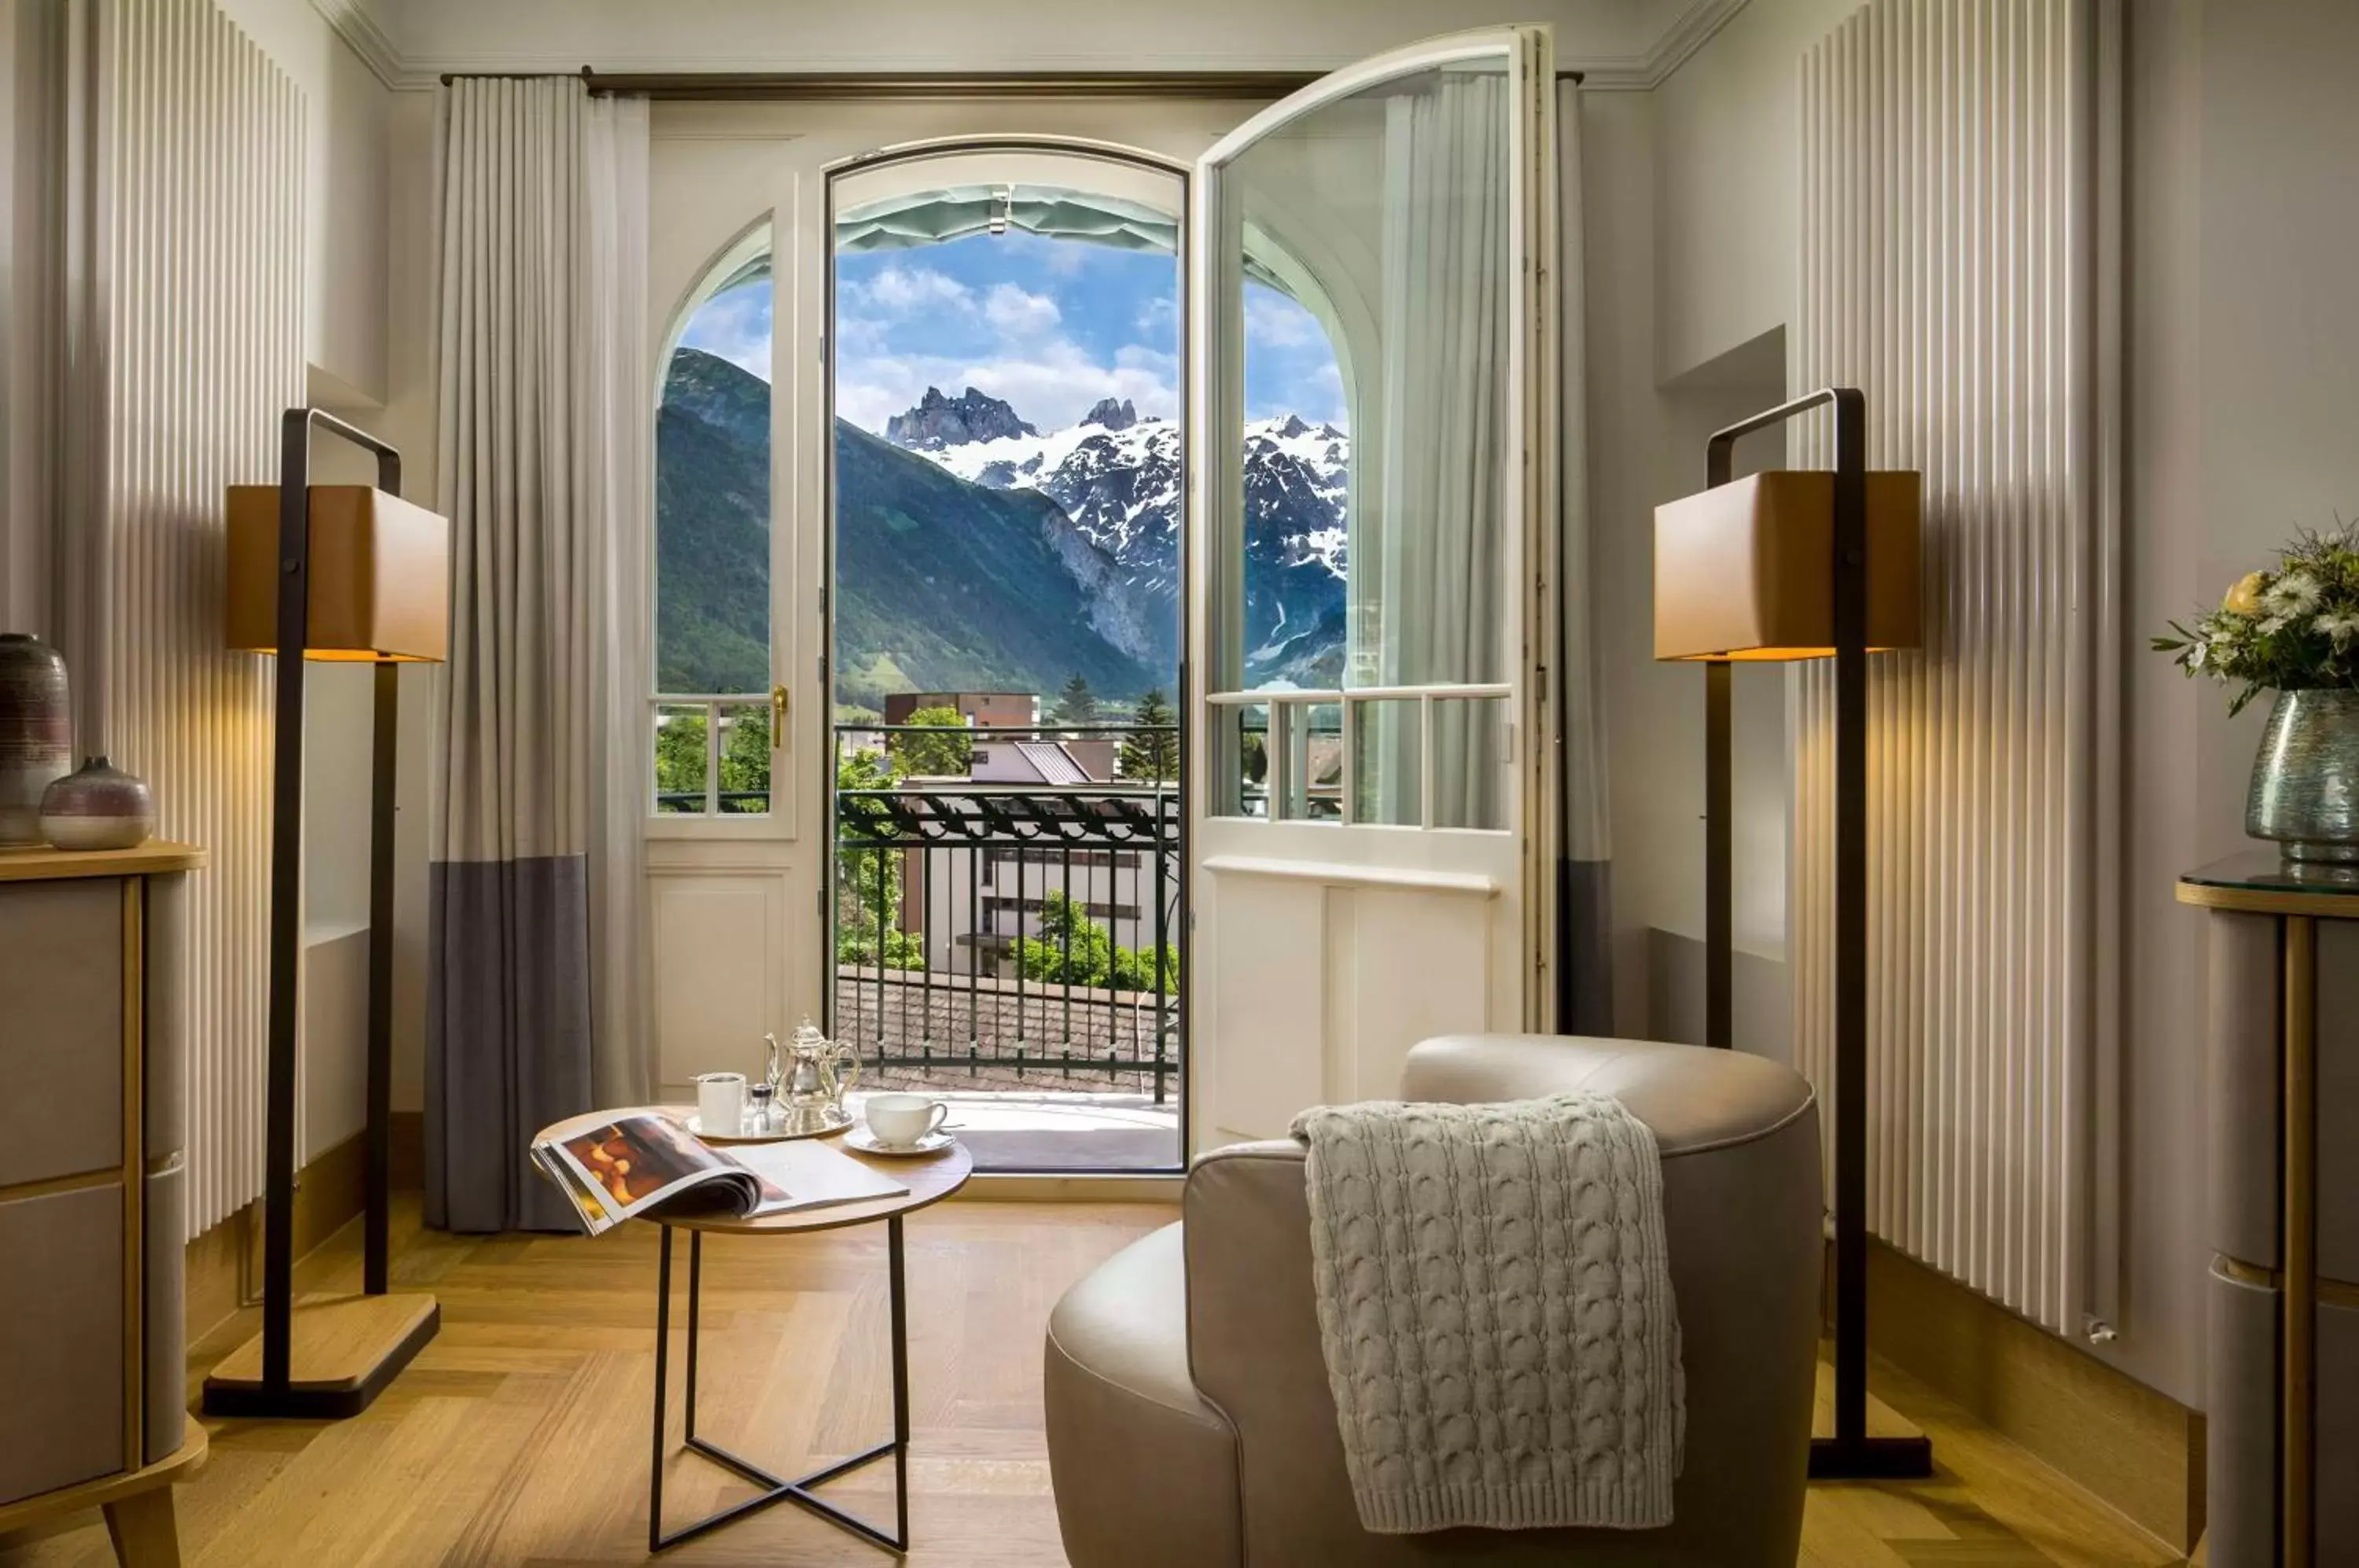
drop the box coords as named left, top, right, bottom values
left=313, top=0, right=1751, bottom=95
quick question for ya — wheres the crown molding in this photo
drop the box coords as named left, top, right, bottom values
left=314, top=0, right=1755, bottom=97
left=1577, top=0, right=1754, bottom=91
left=308, top=0, right=403, bottom=90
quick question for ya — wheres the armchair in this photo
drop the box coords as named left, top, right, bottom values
left=1043, top=1033, right=1824, bottom=1566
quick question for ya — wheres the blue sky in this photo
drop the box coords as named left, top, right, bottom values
left=676, top=231, right=1346, bottom=434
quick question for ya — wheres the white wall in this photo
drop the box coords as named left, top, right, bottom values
left=2117, top=0, right=2359, bottom=1408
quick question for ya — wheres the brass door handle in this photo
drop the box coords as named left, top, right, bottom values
left=771, top=684, right=789, bottom=747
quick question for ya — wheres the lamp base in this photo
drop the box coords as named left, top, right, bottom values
left=201, top=1291, right=438, bottom=1419
left=1808, top=1433, right=1934, bottom=1481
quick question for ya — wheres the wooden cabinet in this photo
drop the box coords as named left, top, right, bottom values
left=0, top=844, right=204, bottom=1559
left=2180, top=856, right=2359, bottom=1568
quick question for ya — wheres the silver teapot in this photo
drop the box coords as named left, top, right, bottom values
left=764, top=1018, right=860, bottom=1136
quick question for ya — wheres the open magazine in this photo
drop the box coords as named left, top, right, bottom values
left=533, top=1112, right=908, bottom=1237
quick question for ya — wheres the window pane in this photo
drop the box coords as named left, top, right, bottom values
left=1220, top=61, right=1511, bottom=694
left=657, top=234, right=773, bottom=696
left=1279, top=702, right=1343, bottom=823
left=1349, top=698, right=1422, bottom=826
left=653, top=705, right=709, bottom=814
left=1231, top=704, right=1270, bottom=818
left=716, top=701, right=771, bottom=814
left=1431, top=698, right=1505, bottom=831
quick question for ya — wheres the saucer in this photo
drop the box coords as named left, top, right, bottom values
left=845, top=1126, right=956, bottom=1158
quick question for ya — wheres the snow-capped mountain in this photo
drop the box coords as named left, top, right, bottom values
left=883, top=386, right=1350, bottom=685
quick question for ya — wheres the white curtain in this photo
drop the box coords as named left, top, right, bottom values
left=1367, top=70, right=1509, bottom=828
left=428, top=79, right=650, bottom=1231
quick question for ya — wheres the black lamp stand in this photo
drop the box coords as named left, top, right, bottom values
left=201, top=408, right=439, bottom=1419
left=1698, top=387, right=1932, bottom=1481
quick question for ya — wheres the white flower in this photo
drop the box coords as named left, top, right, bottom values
left=2188, top=641, right=2209, bottom=669
left=2267, top=571, right=2324, bottom=613
left=2317, top=611, right=2359, bottom=648
left=2259, top=613, right=2291, bottom=635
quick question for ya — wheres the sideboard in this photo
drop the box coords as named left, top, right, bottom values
left=0, top=843, right=208, bottom=1563
left=2179, top=853, right=2359, bottom=1568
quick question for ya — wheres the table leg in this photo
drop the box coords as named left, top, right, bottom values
left=649, top=1224, right=672, bottom=1555
left=890, top=1213, right=909, bottom=1545
left=102, top=1487, right=182, bottom=1568
left=645, top=1218, right=911, bottom=1555
left=686, top=1229, right=702, bottom=1443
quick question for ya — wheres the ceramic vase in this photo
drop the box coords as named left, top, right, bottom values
left=0, top=633, right=72, bottom=847
left=40, top=756, right=156, bottom=852
left=2246, top=686, right=2359, bottom=864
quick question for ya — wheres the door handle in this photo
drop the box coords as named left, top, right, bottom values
left=771, top=684, right=789, bottom=749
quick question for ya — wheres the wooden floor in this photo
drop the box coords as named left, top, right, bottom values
left=0, top=1197, right=2184, bottom=1568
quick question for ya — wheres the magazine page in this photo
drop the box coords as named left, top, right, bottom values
left=540, top=1113, right=759, bottom=1236
left=728, top=1139, right=909, bottom=1216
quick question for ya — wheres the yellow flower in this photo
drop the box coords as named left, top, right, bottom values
left=2223, top=571, right=2267, bottom=616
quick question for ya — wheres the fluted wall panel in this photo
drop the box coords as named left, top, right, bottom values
left=1791, top=0, right=2113, bottom=1334
left=92, top=0, right=303, bottom=1232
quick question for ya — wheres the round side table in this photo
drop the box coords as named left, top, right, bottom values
left=535, top=1106, right=973, bottom=1555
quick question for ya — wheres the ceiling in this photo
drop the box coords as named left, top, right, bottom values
left=311, top=0, right=1750, bottom=93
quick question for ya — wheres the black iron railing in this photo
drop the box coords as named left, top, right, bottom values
left=833, top=722, right=1181, bottom=1100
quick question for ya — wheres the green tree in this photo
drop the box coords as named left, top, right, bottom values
left=834, top=744, right=923, bottom=970
left=1015, top=891, right=1178, bottom=996
left=1119, top=688, right=1179, bottom=781
left=1052, top=673, right=1098, bottom=728
left=719, top=704, right=771, bottom=812
left=654, top=709, right=708, bottom=812
left=892, top=705, right=974, bottom=777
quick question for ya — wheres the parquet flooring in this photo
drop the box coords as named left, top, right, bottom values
left=0, top=1197, right=2185, bottom=1566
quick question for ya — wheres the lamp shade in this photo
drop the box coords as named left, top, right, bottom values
left=1654, top=469, right=1923, bottom=661
left=225, top=485, right=450, bottom=661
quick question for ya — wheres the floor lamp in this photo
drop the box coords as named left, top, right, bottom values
left=1653, top=386, right=1933, bottom=1479
left=204, top=409, right=450, bottom=1419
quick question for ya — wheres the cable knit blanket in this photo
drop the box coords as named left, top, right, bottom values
left=1289, top=1091, right=1684, bottom=1533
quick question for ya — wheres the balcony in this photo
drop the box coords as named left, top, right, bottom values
left=834, top=722, right=1182, bottom=1171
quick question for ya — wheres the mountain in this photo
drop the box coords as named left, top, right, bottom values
left=657, top=349, right=1155, bottom=705
left=896, top=399, right=1350, bottom=686
left=885, top=385, right=1038, bottom=450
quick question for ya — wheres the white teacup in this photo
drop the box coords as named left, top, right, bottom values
left=695, top=1072, right=746, bottom=1136
left=864, top=1092, right=949, bottom=1149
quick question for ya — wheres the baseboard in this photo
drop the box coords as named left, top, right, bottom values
left=182, top=1126, right=377, bottom=1350
left=1856, top=1237, right=2206, bottom=1552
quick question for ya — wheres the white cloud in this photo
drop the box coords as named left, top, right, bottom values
left=1245, top=289, right=1322, bottom=349
left=851, top=264, right=972, bottom=314
left=678, top=283, right=772, bottom=381
left=1133, top=296, right=1177, bottom=337
left=983, top=282, right=1060, bottom=337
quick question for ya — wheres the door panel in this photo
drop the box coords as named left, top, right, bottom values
left=1187, top=28, right=1558, bottom=1149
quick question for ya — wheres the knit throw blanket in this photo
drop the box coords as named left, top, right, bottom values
left=1289, top=1091, right=1684, bottom=1533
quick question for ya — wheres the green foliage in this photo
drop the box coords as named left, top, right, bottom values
left=653, top=705, right=771, bottom=812
left=1053, top=673, right=1098, bottom=727
left=834, top=744, right=924, bottom=971
left=1014, top=891, right=1178, bottom=996
left=892, top=706, right=974, bottom=777
left=1118, top=688, right=1180, bottom=781
left=2155, top=525, right=2359, bottom=714
left=653, top=709, right=708, bottom=812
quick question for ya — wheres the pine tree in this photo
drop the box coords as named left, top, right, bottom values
left=1052, top=673, right=1098, bottom=728
left=1119, top=688, right=1180, bottom=781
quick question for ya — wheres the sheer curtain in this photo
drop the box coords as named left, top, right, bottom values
left=427, top=79, right=651, bottom=1231
left=1367, top=69, right=1508, bottom=829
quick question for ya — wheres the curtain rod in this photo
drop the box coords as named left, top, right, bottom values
left=432, top=65, right=1585, bottom=98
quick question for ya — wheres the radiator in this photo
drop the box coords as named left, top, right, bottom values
left=79, top=0, right=305, bottom=1233
left=1790, top=0, right=2118, bottom=1335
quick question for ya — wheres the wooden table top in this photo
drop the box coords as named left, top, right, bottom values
left=535, top=1105, right=973, bottom=1237
left=0, top=841, right=205, bottom=882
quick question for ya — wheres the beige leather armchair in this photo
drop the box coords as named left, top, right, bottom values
left=1043, top=1034, right=1824, bottom=1566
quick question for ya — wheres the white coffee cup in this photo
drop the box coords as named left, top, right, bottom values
left=864, top=1092, right=949, bottom=1149
left=695, top=1072, right=746, bottom=1137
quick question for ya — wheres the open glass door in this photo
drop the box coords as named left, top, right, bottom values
left=1187, top=28, right=1561, bottom=1148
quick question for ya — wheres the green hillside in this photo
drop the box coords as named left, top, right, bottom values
left=657, top=348, right=1154, bottom=707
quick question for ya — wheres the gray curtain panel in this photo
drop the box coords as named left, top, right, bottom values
left=427, top=78, right=651, bottom=1231
left=1556, top=78, right=1614, bottom=1033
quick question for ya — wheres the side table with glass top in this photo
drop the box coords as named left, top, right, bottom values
left=2177, top=854, right=2359, bottom=1568
left=534, top=1106, right=973, bottom=1555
